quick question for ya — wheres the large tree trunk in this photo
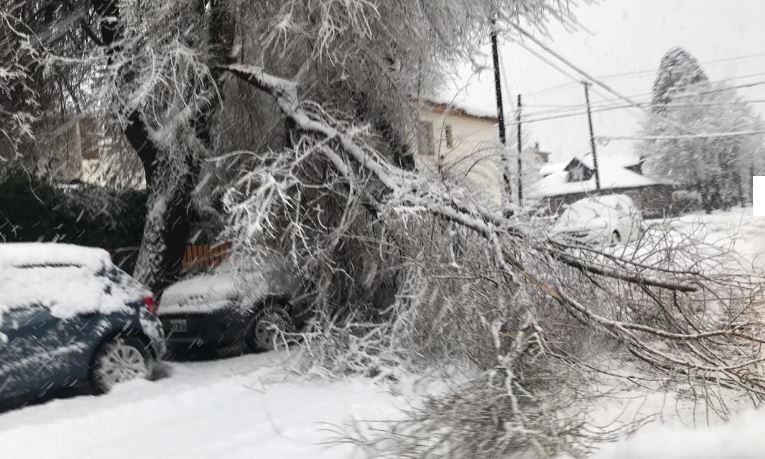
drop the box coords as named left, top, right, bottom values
left=132, top=153, right=199, bottom=293
left=90, top=0, right=234, bottom=293
left=93, top=0, right=202, bottom=293
left=123, top=112, right=198, bottom=293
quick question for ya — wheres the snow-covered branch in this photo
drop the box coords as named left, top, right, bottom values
left=222, top=62, right=765, bottom=404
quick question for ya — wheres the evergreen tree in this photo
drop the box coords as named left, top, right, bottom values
left=641, top=54, right=763, bottom=213
left=651, top=47, right=709, bottom=114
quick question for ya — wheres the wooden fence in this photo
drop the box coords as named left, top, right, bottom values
left=181, top=242, right=231, bottom=271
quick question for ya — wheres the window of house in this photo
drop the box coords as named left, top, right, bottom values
left=445, top=124, right=454, bottom=148
left=569, top=166, right=586, bottom=182
left=417, top=121, right=435, bottom=155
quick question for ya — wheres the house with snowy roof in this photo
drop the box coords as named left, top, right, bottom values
left=528, top=153, right=676, bottom=218
left=414, top=99, right=504, bottom=207
left=413, top=98, right=553, bottom=209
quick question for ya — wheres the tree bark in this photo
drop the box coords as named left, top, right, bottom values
left=131, top=0, right=235, bottom=293
left=92, top=0, right=204, bottom=293
left=132, top=152, right=199, bottom=293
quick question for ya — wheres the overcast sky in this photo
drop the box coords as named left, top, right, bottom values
left=448, top=0, right=765, bottom=163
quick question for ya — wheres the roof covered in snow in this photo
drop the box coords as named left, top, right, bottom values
left=420, top=97, right=498, bottom=121
left=540, top=160, right=569, bottom=177
left=528, top=155, right=672, bottom=198
left=559, top=152, right=642, bottom=171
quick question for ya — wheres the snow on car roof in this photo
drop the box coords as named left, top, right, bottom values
left=160, top=256, right=299, bottom=315
left=0, top=243, right=141, bottom=318
left=0, top=243, right=112, bottom=270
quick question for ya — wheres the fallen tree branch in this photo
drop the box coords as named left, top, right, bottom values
left=554, top=251, right=698, bottom=292
left=221, top=62, right=765, bottom=404
left=221, top=63, right=701, bottom=293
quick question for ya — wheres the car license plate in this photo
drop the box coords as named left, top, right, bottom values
left=169, top=319, right=188, bottom=333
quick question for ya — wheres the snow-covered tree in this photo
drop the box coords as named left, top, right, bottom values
left=650, top=47, right=709, bottom=113
left=0, top=6, right=40, bottom=159
left=642, top=48, right=763, bottom=212
left=4, top=0, right=578, bottom=292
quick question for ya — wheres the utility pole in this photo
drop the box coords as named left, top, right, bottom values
left=491, top=18, right=513, bottom=211
left=583, top=81, right=601, bottom=191
left=516, top=94, right=523, bottom=207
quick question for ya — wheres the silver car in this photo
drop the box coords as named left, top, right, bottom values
left=158, top=256, right=305, bottom=357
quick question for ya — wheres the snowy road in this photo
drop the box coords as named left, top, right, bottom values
left=0, top=352, right=400, bottom=459
left=667, top=206, right=765, bottom=267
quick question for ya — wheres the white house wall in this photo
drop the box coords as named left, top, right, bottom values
left=416, top=107, right=503, bottom=208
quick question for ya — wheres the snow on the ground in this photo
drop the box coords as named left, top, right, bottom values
left=592, top=408, right=765, bottom=459
left=585, top=207, right=765, bottom=458
left=0, top=352, right=402, bottom=459
left=665, top=206, right=765, bottom=267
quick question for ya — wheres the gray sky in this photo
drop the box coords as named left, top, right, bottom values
left=448, top=0, right=765, bottom=163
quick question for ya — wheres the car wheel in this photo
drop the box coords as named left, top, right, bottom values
left=244, top=307, right=294, bottom=353
left=610, top=230, right=622, bottom=245
left=89, top=335, right=153, bottom=394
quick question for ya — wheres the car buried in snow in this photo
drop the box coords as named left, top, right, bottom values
left=158, top=255, right=307, bottom=357
left=0, top=243, right=165, bottom=407
left=551, top=194, right=644, bottom=246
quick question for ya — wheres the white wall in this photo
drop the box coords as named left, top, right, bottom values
left=415, top=106, right=503, bottom=207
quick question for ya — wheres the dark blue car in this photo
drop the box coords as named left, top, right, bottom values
left=0, top=243, right=165, bottom=405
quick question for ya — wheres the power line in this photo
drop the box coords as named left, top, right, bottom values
left=520, top=98, right=765, bottom=122
left=521, top=75, right=765, bottom=117
left=600, top=130, right=765, bottom=141
left=510, top=25, right=647, bottom=111
left=672, top=79, right=765, bottom=99
left=514, top=39, right=584, bottom=90
left=595, top=52, right=765, bottom=80
left=508, top=25, right=763, bottom=138
left=526, top=54, right=765, bottom=97
left=513, top=38, right=650, bottom=120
